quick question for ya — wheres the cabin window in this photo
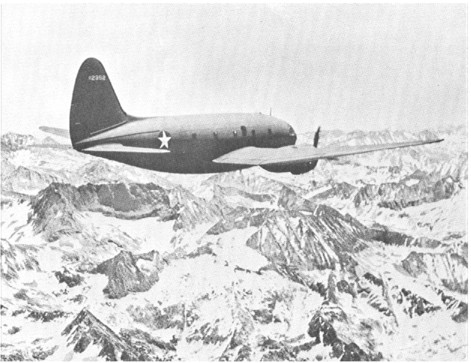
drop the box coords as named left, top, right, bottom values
left=241, top=126, right=247, bottom=137
left=233, top=130, right=238, bottom=137
left=268, top=128, right=273, bottom=136
left=252, top=129, right=256, bottom=137
left=192, top=133, right=197, bottom=140
left=213, top=132, right=218, bottom=139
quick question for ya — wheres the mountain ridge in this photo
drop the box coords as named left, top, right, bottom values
left=0, top=128, right=466, bottom=361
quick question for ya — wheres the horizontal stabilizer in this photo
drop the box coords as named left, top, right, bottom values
left=82, top=144, right=171, bottom=154
left=213, top=138, right=444, bottom=166
left=39, top=126, right=70, bottom=139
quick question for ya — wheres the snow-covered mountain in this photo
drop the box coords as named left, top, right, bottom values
left=0, top=128, right=467, bottom=361
left=1, top=133, right=38, bottom=151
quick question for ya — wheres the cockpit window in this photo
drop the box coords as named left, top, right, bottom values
left=289, top=126, right=295, bottom=136
left=241, top=125, right=247, bottom=137
left=268, top=128, right=273, bottom=136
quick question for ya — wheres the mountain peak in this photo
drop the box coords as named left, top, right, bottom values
left=62, top=309, right=140, bottom=360
left=95, top=250, right=160, bottom=299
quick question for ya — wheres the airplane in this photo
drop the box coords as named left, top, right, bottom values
left=41, top=58, right=443, bottom=174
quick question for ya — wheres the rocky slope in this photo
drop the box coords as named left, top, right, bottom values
left=0, top=128, right=467, bottom=361
left=95, top=250, right=160, bottom=299
left=52, top=309, right=141, bottom=360
left=1, top=132, right=38, bottom=151
left=30, top=182, right=177, bottom=241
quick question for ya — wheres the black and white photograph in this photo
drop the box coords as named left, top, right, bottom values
left=0, top=3, right=467, bottom=361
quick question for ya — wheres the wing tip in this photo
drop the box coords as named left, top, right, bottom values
left=39, top=126, right=70, bottom=139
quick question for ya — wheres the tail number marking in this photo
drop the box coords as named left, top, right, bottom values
left=88, top=75, right=106, bottom=81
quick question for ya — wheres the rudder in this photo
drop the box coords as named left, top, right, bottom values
left=70, top=58, right=127, bottom=147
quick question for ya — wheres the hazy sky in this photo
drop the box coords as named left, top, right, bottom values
left=1, top=4, right=467, bottom=136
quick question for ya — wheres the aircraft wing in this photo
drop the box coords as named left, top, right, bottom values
left=39, top=126, right=70, bottom=138
left=213, top=138, right=443, bottom=166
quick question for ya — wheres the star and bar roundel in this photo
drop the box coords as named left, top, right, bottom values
left=158, top=130, right=171, bottom=149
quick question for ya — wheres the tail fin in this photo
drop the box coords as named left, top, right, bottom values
left=70, top=58, right=127, bottom=147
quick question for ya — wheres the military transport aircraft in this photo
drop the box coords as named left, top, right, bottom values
left=41, top=58, right=443, bottom=174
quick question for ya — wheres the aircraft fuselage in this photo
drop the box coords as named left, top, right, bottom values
left=75, top=112, right=297, bottom=173
left=41, top=58, right=442, bottom=176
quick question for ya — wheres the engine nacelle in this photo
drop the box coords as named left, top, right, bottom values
left=261, top=160, right=318, bottom=175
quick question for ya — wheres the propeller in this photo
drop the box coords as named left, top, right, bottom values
left=313, top=126, right=321, bottom=148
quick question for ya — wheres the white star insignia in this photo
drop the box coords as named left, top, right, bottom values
left=158, top=130, right=171, bottom=149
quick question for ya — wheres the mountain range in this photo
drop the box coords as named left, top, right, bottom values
left=0, top=127, right=467, bottom=360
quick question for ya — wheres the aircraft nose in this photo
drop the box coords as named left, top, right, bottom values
left=288, top=125, right=296, bottom=137
left=287, top=123, right=297, bottom=144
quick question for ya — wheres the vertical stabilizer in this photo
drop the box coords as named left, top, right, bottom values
left=70, top=58, right=127, bottom=148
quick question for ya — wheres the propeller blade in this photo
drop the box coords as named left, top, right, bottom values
left=313, top=126, right=321, bottom=148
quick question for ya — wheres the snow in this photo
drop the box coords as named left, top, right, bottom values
left=48, top=338, right=106, bottom=361
left=378, top=310, right=467, bottom=360
left=1, top=202, right=33, bottom=241
left=405, top=178, right=419, bottom=186
left=83, top=212, right=176, bottom=254
left=211, top=228, right=269, bottom=271
left=0, top=127, right=467, bottom=360
left=304, top=185, right=332, bottom=199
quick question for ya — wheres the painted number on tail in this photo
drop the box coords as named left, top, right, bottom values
left=88, top=75, right=106, bottom=81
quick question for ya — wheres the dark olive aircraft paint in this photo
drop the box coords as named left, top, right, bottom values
left=71, top=58, right=297, bottom=174
left=62, top=58, right=443, bottom=175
